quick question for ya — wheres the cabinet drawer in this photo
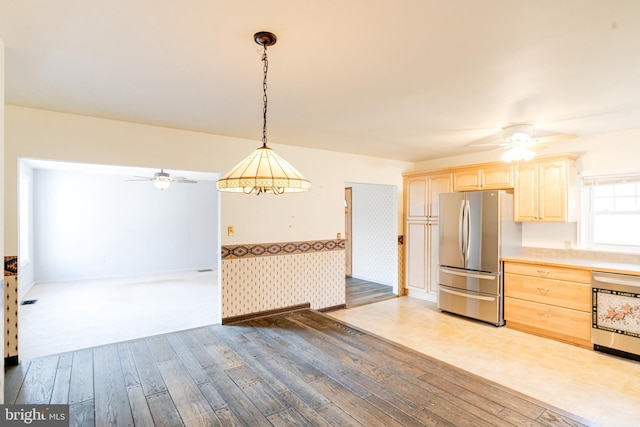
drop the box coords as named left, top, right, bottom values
left=504, top=262, right=591, bottom=284
left=504, top=297, right=591, bottom=342
left=504, top=273, right=591, bottom=312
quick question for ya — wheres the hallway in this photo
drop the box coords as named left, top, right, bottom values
left=345, top=276, right=395, bottom=308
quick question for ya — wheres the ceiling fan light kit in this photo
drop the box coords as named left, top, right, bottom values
left=217, top=31, right=311, bottom=195
left=154, top=180, right=171, bottom=190
left=152, top=170, right=172, bottom=190
left=501, top=146, right=536, bottom=163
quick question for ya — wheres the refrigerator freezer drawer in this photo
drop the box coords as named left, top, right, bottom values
left=438, top=285, right=504, bottom=326
left=439, top=267, right=501, bottom=295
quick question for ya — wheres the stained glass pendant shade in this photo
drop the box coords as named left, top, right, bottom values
left=217, top=31, right=311, bottom=195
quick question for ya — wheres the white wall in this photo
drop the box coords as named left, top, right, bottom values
left=347, top=182, right=397, bottom=288
left=1, top=36, right=5, bottom=403
left=413, top=129, right=640, bottom=249
left=32, top=168, right=218, bottom=282
left=18, top=162, right=34, bottom=298
left=4, top=106, right=411, bottom=256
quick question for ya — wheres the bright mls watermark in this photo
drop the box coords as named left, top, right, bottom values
left=1, top=405, right=69, bottom=426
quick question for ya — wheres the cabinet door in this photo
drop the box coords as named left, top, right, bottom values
left=453, top=169, right=482, bottom=191
left=406, top=222, right=428, bottom=290
left=426, top=222, right=440, bottom=294
left=406, top=176, right=428, bottom=219
left=428, top=173, right=452, bottom=219
left=538, top=160, right=567, bottom=221
left=483, top=165, right=513, bottom=189
left=514, top=163, right=538, bottom=221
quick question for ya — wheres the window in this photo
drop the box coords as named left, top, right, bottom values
left=19, top=172, right=31, bottom=265
left=582, top=173, right=640, bottom=252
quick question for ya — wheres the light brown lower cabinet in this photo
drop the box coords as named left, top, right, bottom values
left=504, top=261, right=592, bottom=349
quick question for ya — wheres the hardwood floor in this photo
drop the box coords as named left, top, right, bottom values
left=5, top=310, right=594, bottom=427
left=346, top=277, right=396, bottom=308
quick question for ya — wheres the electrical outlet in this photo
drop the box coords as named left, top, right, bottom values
left=228, top=226, right=234, bottom=236
left=337, top=232, right=341, bottom=239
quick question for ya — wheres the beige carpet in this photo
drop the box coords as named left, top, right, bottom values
left=18, top=270, right=219, bottom=360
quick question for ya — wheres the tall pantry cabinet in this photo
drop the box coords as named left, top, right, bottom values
left=404, top=172, right=451, bottom=299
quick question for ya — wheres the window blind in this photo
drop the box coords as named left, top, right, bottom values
left=582, top=172, right=640, bottom=187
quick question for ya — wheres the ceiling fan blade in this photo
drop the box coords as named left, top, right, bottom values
left=533, top=133, right=577, bottom=144
left=468, top=142, right=511, bottom=147
left=126, top=170, right=197, bottom=185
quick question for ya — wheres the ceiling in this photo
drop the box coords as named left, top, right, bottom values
left=2, top=1, right=640, bottom=163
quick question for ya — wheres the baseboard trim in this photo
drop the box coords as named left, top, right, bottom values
left=317, top=304, right=346, bottom=313
left=406, top=288, right=437, bottom=303
left=5, top=355, right=19, bottom=366
left=222, top=303, right=311, bottom=325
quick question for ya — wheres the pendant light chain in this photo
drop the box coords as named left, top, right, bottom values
left=262, top=45, right=269, bottom=147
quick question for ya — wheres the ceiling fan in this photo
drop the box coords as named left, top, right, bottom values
left=471, top=124, right=577, bottom=162
left=127, top=169, right=197, bottom=190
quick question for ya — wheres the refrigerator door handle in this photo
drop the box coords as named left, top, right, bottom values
left=440, top=287, right=496, bottom=302
left=463, top=199, right=471, bottom=264
left=458, top=199, right=465, bottom=264
left=440, top=267, right=497, bottom=280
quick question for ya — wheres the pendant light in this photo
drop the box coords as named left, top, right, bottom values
left=217, top=31, right=311, bottom=195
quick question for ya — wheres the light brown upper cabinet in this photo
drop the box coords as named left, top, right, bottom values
left=427, top=173, right=452, bottom=219
left=406, top=175, right=428, bottom=219
left=514, top=155, right=577, bottom=222
left=453, top=164, right=514, bottom=191
left=405, top=173, right=452, bottom=220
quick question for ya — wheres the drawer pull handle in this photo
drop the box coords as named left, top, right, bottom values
left=536, top=269, right=550, bottom=275
left=536, top=287, right=551, bottom=293
left=536, top=312, right=551, bottom=318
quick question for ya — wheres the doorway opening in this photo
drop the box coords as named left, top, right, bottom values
left=344, top=182, right=398, bottom=307
left=17, top=159, right=221, bottom=360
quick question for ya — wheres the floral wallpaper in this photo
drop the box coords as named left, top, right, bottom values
left=221, top=240, right=345, bottom=319
left=347, top=183, right=397, bottom=286
left=4, top=256, right=19, bottom=360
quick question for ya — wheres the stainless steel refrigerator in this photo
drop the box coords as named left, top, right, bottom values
left=438, top=190, right=521, bottom=326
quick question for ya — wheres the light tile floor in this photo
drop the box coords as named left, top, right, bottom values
left=18, top=270, right=219, bottom=361
left=329, top=296, right=640, bottom=427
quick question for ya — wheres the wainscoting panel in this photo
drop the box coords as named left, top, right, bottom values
left=4, top=256, right=19, bottom=363
left=398, top=235, right=405, bottom=295
left=221, top=242, right=345, bottom=319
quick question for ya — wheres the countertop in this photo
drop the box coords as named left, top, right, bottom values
left=502, top=254, right=640, bottom=276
